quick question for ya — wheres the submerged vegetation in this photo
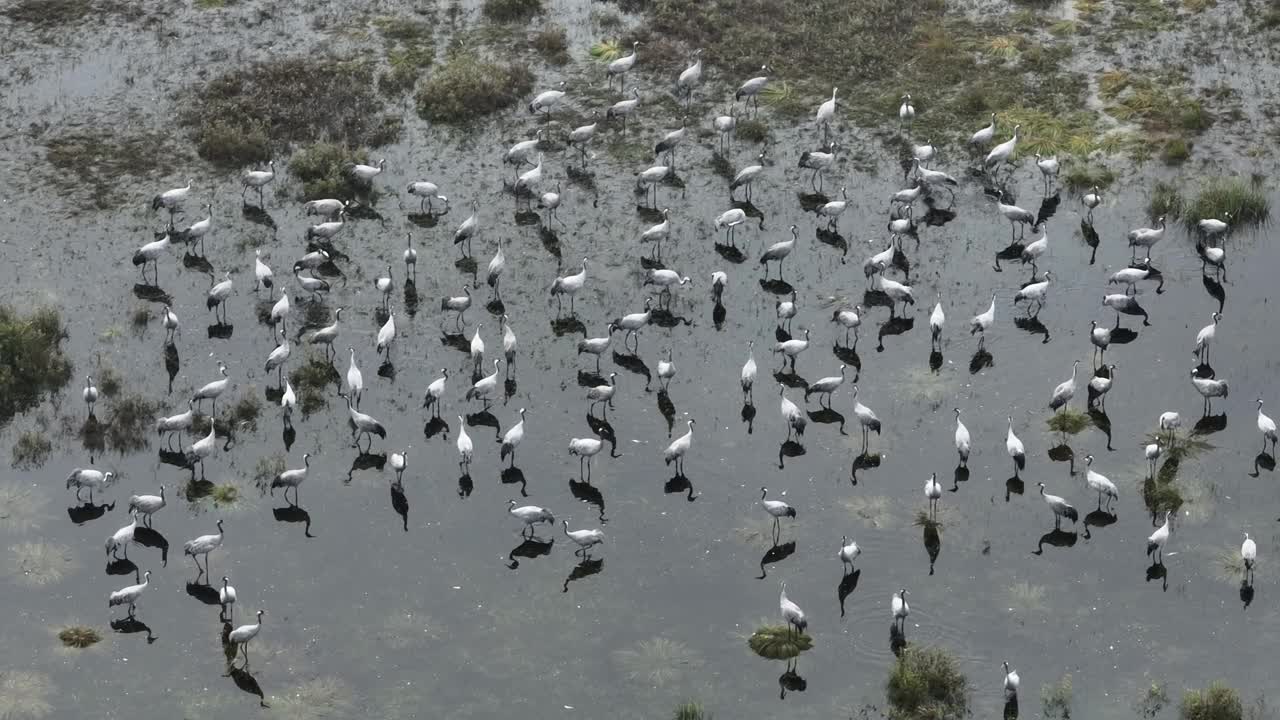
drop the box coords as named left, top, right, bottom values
left=57, top=625, right=102, bottom=649
left=1180, top=682, right=1241, bottom=720
left=886, top=646, right=970, bottom=719
left=4, top=541, right=78, bottom=587
left=483, top=0, right=542, bottom=21
left=1041, top=673, right=1074, bottom=719
left=613, top=637, right=703, bottom=687
left=0, top=307, right=71, bottom=427
left=672, top=702, right=710, bottom=720
left=180, top=57, right=401, bottom=167
left=1149, top=181, right=1185, bottom=220
left=1063, top=163, right=1116, bottom=192
left=748, top=625, right=814, bottom=660
left=0, top=669, right=54, bottom=719
left=0, top=482, right=48, bottom=533
left=375, top=16, right=434, bottom=97
left=416, top=51, right=534, bottom=124
left=45, top=130, right=185, bottom=209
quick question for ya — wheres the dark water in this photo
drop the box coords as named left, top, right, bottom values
left=1, top=2, right=1278, bottom=719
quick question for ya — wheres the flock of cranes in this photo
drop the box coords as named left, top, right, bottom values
left=36, top=37, right=1270, bottom=711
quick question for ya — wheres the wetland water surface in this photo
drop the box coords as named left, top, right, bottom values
left=0, top=0, right=1278, bottom=718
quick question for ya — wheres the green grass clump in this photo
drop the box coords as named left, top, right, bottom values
left=1161, top=138, right=1191, bottom=165
left=58, top=625, right=102, bottom=648
left=1180, top=682, right=1241, bottom=720
left=107, top=394, right=161, bottom=453
left=1183, top=178, right=1270, bottom=229
left=1104, top=71, right=1213, bottom=136
left=224, top=393, right=262, bottom=430
left=673, top=702, right=709, bottom=720
left=3, top=0, right=90, bottom=27
left=180, top=57, right=400, bottom=167
left=210, top=484, right=239, bottom=505
left=748, top=625, right=814, bottom=660
left=531, top=26, right=570, bottom=64
left=96, top=367, right=122, bottom=398
left=886, top=646, right=969, bottom=720
left=1042, top=674, right=1073, bottom=719
left=736, top=119, right=770, bottom=144
left=253, top=455, right=287, bottom=488
left=1047, top=408, right=1091, bottom=435
left=0, top=307, right=72, bottom=427
left=1148, top=181, right=1184, bottom=220
left=289, top=143, right=372, bottom=202
left=415, top=52, right=534, bottom=124
left=1063, top=163, right=1115, bottom=192
left=590, top=39, right=622, bottom=61
left=483, top=0, right=542, bottom=21
left=1137, top=682, right=1170, bottom=718
left=11, top=430, right=52, bottom=470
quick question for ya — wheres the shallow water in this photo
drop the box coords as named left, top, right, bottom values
left=1, top=1, right=1278, bottom=718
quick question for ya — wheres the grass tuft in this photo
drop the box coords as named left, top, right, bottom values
left=0, top=307, right=72, bottom=427
left=673, top=702, right=710, bottom=720
left=589, top=39, right=622, bottom=61
left=1136, top=682, right=1170, bottom=718
left=1148, top=181, right=1184, bottom=221
left=210, top=484, right=239, bottom=505
left=1180, top=682, right=1241, bottom=720
left=886, top=645, right=970, bottom=719
left=45, top=130, right=185, bottom=209
left=1047, top=408, right=1091, bottom=435
left=736, top=120, right=770, bottom=144
left=748, top=625, right=814, bottom=660
left=11, top=431, right=52, bottom=470
left=289, top=143, right=372, bottom=202
left=1183, top=178, right=1269, bottom=229
left=531, top=26, right=570, bottom=64
left=58, top=625, right=102, bottom=648
left=1161, top=138, right=1191, bottom=165
left=1063, top=163, right=1115, bottom=192
left=415, top=52, right=534, bottom=124
left=375, top=17, right=434, bottom=97
left=179, top=57, right=400, bottom=167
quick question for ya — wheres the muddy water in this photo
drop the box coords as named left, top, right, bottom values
left=1, top=1, right=1278, bottom=718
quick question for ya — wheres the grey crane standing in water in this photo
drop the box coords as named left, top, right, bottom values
left=1127, top=216, right=1166, bottom=259
left=970, top=112, right=997, bottom=150
left=1083, top=186, right=1103, bottom=220
left=1258, top=399, right=1278, bottom=453
left=1194, top=312, right=1221, bottom=364
left=839, top=536, right=861, bottom=570
left=833, top=305, right=862, bottom=345
left=568, top=437, right=603, bottom=480
left=1003, top=662, right=1020, bottom=699
left=1014, top=271, right=1051, bottom=313
left=568, top=113, right=599, bottom=166
left=350, top=158, right=385, bottom=184
left=1048, top=360, right=1079, bottom=412
left=1242, top=532, right=1257, bottom=582
left=954, top=408, right=971, bottom=467
left=390, top=450, right=408, bottom=483
left=152, top=179, right=192, bottom=225
left=735, top=65, right=771, bottom=116
left=106, top=511, right=137, bottom=559
left=442, top=286, right=473, bottom=330
left=508, top=499, right=554, bottom=537
left=677, top=48, right=702, bottom=107
left=1145, top=437, right=1163, bottom=478
left=551, top=258, right=588, bottom=314
left=731, top=149, right=767, bottom=201
left=529, top=82, right=567, bottom=119
left=184, top=519, right=224, bottom=576
left=182, top=204, right=214, bottom=249
left=109, top=570, right=150, bottom=617
left=1190, top=368, right=1229, bottom=411
left=219, top=576, right=237, bottom=621
left=587, top=373, right=617, bottom=414
left=607, top=88, right=642, bottom=132
left=759, top=224, right=798, bottom=279
left=578, top=325, right=614, bottom=371
left=774, top=329, right=810, bottom=371
left=970, top=292, right=996, bottom=345
left=83, top=376, right=99, bottom=416
left=128, top=486, right=166, bottom=528
left=133, top=232, right=172, bottom=283
left=346, top=347, right=363, bottom=407
left=156, top=402, right=194, bottom=448
left=563, top=521, right=605, bottom=557
left=984, top=124, right=1020, bottom=169
left=779, top=581, right=807, bottom=636
left=206, top=271, right=232, bottom=323
left=892, top=588, right=909, bottom=629
left=613, top=298, right=652, bottom=351
left=1038, top=483, right=1078, bottom=529
left=930, top=297, right=945, bottom=348
left=1083, top=455, right=1118, bottom=510
left=254, top=249, right=273, bottom=293
left=657, top=348, right=677, bottom=389
left=714, top=105, right=737, bottom=151
left=1090, top=320, right=1111, bottom=362
left=654, top=117, right=687, bottom=170
left=851, top=386, right=882, bottom=452
left=466, top=359, right=502, bottom=408
left=1148, top=510, right=1172, bottom=563
left=606, top=41, right=640, bottom=90
left=242, top=160, right=275, bottom=203
left=1006, top=418, right=1025, bottom=477
left=423, top=369, right=448, bottom=416
left=342, top=392, right=386, bottom=451
left=996, top=191, right=1035, bottom=241
left=740, top=343, right=757, bottom=401
left=761, top=488, right=798, bottom=532
left=665, top=419, right=695, bottom=475
left=924, top=473, right=942, bottom=517
left=185, top=419, right=217, bottom=472
left=407, top=181, right=448, bottom=214
left=270, top=453, right=310, bottom=505
left=453, top=200, right=480, bottom=256
left=1089, top=365, right=1115, bottom=407
left=309, top=308, right=342, bottom=355
left=500, top=408, right=527, bottom=466
left=816, top=87, right=838, bottom=143
left=162, top=304, right=181, bottom=340
left=227, top=610, right=264, bottom=668
left=779, top=385, right=806, bottom=439
left=806, top=365, right=846, bottom=407
left=798, top=145, right=838, bottom=192
left=1158, top=411, right=1181, bottom=443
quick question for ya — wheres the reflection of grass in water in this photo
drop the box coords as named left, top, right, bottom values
left=1176, top=475, right=1216, bottom=525
left=841, top=495, right=896, bottom=529
left=1005, top=581, right=1047, bottom=613
left=56, top=625, right=102, bottom=649
left=748, top=625, right=813, bottom=660
left=377, top=612, right=442, bottom=650
left=0, top=483, right=49, bottom=533
left=912, top=510, right=944, bottom=531
left=613, top=637, right=703, bottom=688
left=1212, top=547, right=1247, bottom=585
left=268, top=676, right=355, bottom=720
left=1134, top=681, right=1169, bottom=719
left=104, top=394, right=162, bottom=453
left=4, top=542, right=78, bottom=587
left=0, top=306, right=72, bottom=425
left=0, top=670, right=54, bottom=719
left=1041, top=673, right=1072, bottom=719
